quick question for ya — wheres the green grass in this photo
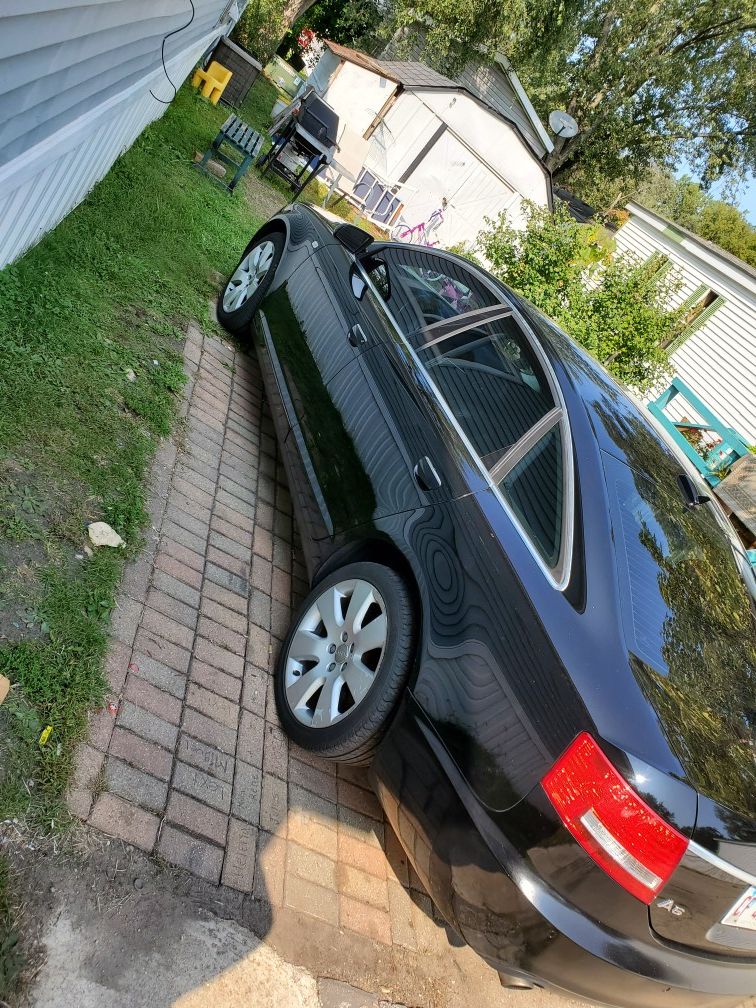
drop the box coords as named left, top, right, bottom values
left=0, top=83, right=270, bottom=825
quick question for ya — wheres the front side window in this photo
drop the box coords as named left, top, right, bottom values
left=362, top=246, right=499, bottom=336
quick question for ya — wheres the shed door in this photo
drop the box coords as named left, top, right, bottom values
left=401, top=131, right=518, bottom=247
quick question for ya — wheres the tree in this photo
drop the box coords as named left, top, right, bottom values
left=392, top=1, right=755, bottom=196
left=232, top=0, right=289, bottom=63
left=278, top=0, right=389, bottom=63
left=475, top=201, right=683, bottom=390
left=633, top=169, right=756, bottom=266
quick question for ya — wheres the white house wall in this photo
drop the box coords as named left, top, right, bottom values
left=0, top=0, right=235, bottom=269
left=322, top=60, right=397, bottom=139
left=614, top=212, right=756, bottom=442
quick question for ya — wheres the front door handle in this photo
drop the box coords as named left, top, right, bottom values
left=413, top=456, right=442, bottom=492
left=348, top=323, right=368, bottom=347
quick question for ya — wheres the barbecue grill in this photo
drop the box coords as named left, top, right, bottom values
left=257, top=89, right=339, bottom=197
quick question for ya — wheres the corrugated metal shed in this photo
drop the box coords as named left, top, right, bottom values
left=615, top=204, right=756, bottom=442
left=0, top=0, right=238, bottom=268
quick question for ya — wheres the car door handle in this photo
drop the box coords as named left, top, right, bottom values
left=413, top=456, right=442, bottom=492
left=348, top=323, right=368, bottom=347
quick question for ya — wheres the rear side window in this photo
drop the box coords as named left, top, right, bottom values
left=499, top=425, right=564, bottom=568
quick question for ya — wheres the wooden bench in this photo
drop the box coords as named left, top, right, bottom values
left=195, top=115, right=264, bottom=193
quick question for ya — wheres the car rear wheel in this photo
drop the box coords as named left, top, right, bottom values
left=217, top=231, right=284, bottom=334
left=275, top=562, right=415, bottom=764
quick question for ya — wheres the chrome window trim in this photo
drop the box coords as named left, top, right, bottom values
left=687, top=840, right=756, bottom=888
left=357, top=246, right=576, bottom=591
left=489, top=407, right=562, bottom=484
left=420, top=308, right=513, bottom=351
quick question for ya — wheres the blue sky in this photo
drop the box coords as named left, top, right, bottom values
left=710, top=173, right=756, bottom=223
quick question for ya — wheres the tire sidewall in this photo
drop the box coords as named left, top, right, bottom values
left=274, top=562, right=414, bottom=757
left=217, top=231, right=285, bottom=333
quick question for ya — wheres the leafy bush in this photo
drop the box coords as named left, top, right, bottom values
left=232, top=0, right=288, bottom=64
left=476, top=202, right=683, bottom=391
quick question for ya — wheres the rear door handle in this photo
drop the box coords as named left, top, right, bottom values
left=413, top=456, right=442, bottom=492
left=348, top=323, right=368, bottom=347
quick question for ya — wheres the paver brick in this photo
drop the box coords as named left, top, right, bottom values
left=205, top=562, right=248, bottom=597
left=288, top=756, right=337, bottom=802
left=284, top=874, right=338, bottom=925
left=88, top=793, right=159, bottom=851
left=127, top=654, right=185, bottom=699
left=260, top=773, right=288, bottom=835
left=208, top=530, right=250, bottom=563
left=253, top=831, right=286, bottom=904
left=210, top=515, right=253, bottom=550
left=167, top=791, right=228, bottom=845
left=222, top=819, right=258, bottom=892
left=88, top=707, right=116, bottom=752
left=117, top=701, right=178, bottom=750
left=160, top=520, right=207, bottom=557
left=124, top=674, right=182, bottom=724
left=140, top=606, right=195, bottom=651
left=241, top=667, right=267, bottom=715
left=186, top=682, right=239, bottom=729
left=340, top=895, right=392, bottom=945
left=161, top=536, right=205, bottom=574
left=231, top=760, right=263, bottom=824
left=173, top=475, right=214, bottom=509
left=182, top=707, right=237, bottom=755
left=249, top=590, right=271, bottom=632
left=218, top=475, right=256, bottom=508
left=201, top=578, right=247, bottom=616
left=173, top=760, right=232, bottom=813
left=335, top=863, right=389, bottom=910
left=248, top=624, right=272, bottom=672
left=270, top=599, right=290, bottom=641
left=271, top=567, right=291, bottom=604
left=177, top=732, right=235, bottom=783
left=207, top=545, right=249, bottom=579
left=194, top=637, right=244, bottom=678
left=103, top=639, right=131, bottom=692
left=213, top=500, right=255, bottom=533
left=338, top=832, right=389, bottom=880
left=189, top=659, right=241, bottom=703
left=197, top=617, right=246, bottom=656
left=169, top=507, right=211, bottom=540
left=199, top=597, right=247, bottom=634
left=110, top=596, right=144, bottom=647
left=158, top=825, right=223, bottom=884
left=388, top=880, right=417, bottom=950
left=151, top=569, right=201, bottom=609
left=167, top=491, right=212, bottom=526
left=286, top=841, right=336, bottom=889
left=175, top=463, right=216, bottom=496
left=106, top=757, right=168, bottom=812
left=252, top=525, right=273, bottom=561
left=145, top=588, right=198, bottom=630
left=384, top=824, right=410, bottom=887
left=287, top=809, right=338, bottom=861
left=338, top=805, right=384, bottom=850
left=133, top=628, right=191, bottom=674
left=263, top=722, right=288, bottom=779
left=337, top=779, right=383, bottom=821
left=251, top=557, right=272, bottom=594
left=109, top=727, right=173, bottom=781
left=236, top=709, right=265, bottom=767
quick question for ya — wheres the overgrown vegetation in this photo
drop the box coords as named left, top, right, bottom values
left=0, top=858, right=21, bottom=1003
left=232, top=0, right=289, bottom=64
left=0, top=84, right=269, bottom=829
left=475, top=202, right=683, bottom=390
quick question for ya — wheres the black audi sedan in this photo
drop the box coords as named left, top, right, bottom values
left=218, top=202, right=756, bottom=1007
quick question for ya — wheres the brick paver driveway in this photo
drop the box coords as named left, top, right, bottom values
left=66, top=324, right=511, bottom=1003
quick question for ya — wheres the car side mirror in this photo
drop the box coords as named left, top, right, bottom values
left=335, top=223, right=373, bottom=255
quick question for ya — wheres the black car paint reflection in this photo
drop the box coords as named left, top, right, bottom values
left=245, top=203, right=755, bottom=1007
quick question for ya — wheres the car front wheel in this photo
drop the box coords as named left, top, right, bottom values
left=274, top=562, right=415, bottom=764
left=217, top=231, right=284, bottom=334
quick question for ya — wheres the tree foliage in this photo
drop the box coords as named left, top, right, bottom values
left=393, top=1, right=755, bottom=194
left=475, top=202, right=682, bottom=390
left=231, top=0, right=289, bottom=64
left=633, top=169, right=756, bottom=266
left=280, top=0, right=389, bottom=59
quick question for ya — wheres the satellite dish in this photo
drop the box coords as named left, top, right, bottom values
left=549, top=110, right=579, bottom=138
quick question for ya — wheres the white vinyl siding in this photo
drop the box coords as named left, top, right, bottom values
left=0, top=0, right=235, bottom=268
left=615, top=207, right=756, bottom=443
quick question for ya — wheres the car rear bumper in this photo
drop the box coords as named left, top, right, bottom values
left=371, top=693, right=755, bottom=1008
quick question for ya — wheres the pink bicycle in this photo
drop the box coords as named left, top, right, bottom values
left=390, top=202, right=446, bottom=245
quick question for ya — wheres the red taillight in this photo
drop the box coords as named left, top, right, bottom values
left=541, top=733, right=688, bottom=904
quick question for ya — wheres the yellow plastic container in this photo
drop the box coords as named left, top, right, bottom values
left=191, top=61, right=233, bottom=105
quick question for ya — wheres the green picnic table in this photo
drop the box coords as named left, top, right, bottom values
left=195, top=114, right=264, bottom=193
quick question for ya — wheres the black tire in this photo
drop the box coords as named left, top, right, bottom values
left=275, top=562, right=415, bottom=765
left=217, top=230, right=285, bottom=335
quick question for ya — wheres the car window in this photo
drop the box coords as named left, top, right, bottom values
left=362, top=246, right=499, bottom=337
left=499, top=425, right=564, bottom=568
left=418, top=313, right=557, bottom=469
